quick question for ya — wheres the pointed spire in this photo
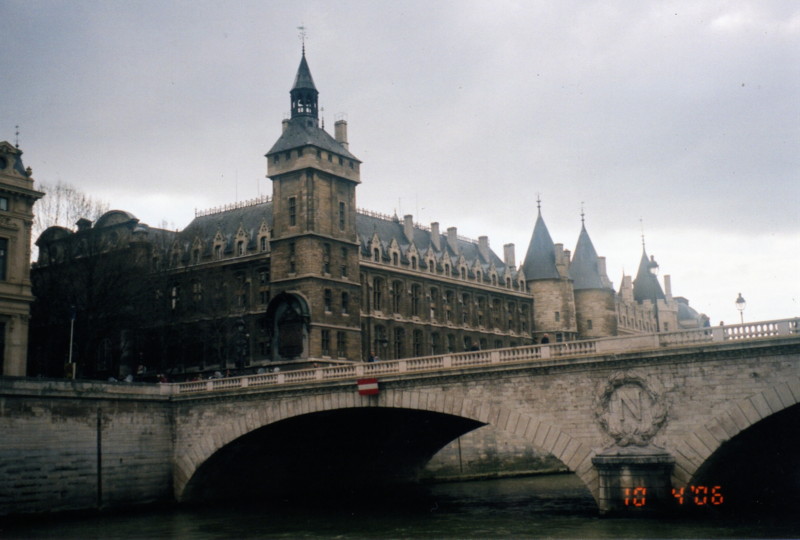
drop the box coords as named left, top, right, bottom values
left=633, top=246, right=665, bottom=302
left=290, top=47, right=319, bottom=123
left=570, top=213, right=608, bottom=290
left=521, top=202, right=560, bottom=280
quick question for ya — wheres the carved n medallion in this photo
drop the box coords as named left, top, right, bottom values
left=595, top=372, right=668, bottom=447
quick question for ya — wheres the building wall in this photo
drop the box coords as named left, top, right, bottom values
left=0, top=142, right=43, bottom=376
left=575, top=288, right=618, bottom=338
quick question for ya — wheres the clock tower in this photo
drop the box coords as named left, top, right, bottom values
left=265, top=51, right=362, bottom=362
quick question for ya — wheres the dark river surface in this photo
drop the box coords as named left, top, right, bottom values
left=2, top=474, right=798, bottom=539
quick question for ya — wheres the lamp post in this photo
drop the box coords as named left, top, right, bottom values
left=649, top=255, right=660, bottom=333
left=735, top=293, right=746, bottom=325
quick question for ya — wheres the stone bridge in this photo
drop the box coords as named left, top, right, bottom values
left=2, top=319, right=799, bottom=516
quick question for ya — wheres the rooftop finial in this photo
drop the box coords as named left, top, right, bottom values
left=536, top=193, right=542, bottom=213
left=14, top=125, right=19, bottom=148
left=580, top=201, right=585, bottom=225
left=640, top=217, right=646, bottom=249
left=297, top=25, right=307, bottom=55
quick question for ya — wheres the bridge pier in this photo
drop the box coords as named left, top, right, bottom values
left=592, top=445, right=675, bottom=515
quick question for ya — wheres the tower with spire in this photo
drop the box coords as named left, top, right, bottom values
left=265, top=49, right=362, bottom=362
left=521, top=199, right=577, bottom=342
left=569, top=211, right=616, bottom=338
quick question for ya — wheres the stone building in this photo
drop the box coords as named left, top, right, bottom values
left=29, top=51, right=705, bottom=380
left=0, top=141, right=44, bottom=376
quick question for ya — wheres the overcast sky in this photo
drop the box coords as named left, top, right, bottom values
left=2, top=0, right=798, bottom=324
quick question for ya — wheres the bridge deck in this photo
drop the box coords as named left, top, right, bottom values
left=175, top=318, right=800, bottom=395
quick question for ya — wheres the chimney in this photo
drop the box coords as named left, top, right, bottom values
left=430, top=222, right=441, bottom=251
left=76, top=218, right=92, bottom=232
left=335, top=119, right=349, bottom=150
left=664, top=274, right=672, bottom=299
left=447, top=227, right=459, bottom=254
left=503, top=243, right=516, bottom=268
left=598, top=256, right=607, bottom=277
left=403, top=214, right=414, bottom=243
left=478, top=236, right=490, bottom=261
left=282, top=118, right=290, bottom=133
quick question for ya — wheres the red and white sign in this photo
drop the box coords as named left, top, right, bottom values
left=357, top=378, right=379, bottom=395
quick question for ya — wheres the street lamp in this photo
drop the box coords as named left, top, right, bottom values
left=649, top=255, right=660, bottom=333
left=735, top=293, right=746, bottom=325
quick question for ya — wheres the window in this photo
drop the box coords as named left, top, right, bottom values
left=321, top=330, right=330, bottom=356
left=288, top=197, right=297, bottom=226
left=341, top=292, right=349, bottom=314
left=0, top=197, right=9, bottom=211
left=336, top=332, right=346, bottom=358
left=411, top=256, right=417, bottom=270
left=391, top=281, right=402, bottom=313
left=587, top=319, right=593, bottom=330
left=555, top=311, right=560, bottom=322
left=447, top=334, right=455, bottom=353
left=259, top=269, right=270, bottom=285
left=393, top=328, right=405, bottom=359
left=372, top=278, right=383, bottom=311
left=192, top=280, right=203, bottom=303
left=170, top=284, right=179, bottom=311
left=323, top=243, right=331, bottom=274
left=214, top=245, right=222, bottom=259
left=260, top=236, right=267, bottom=251
left=324, top=289, right=332, bottom=312
left=338, top=202, right=346, bottom=230
left=289, top=242, right=296, bottom=273
left=237, top=240, right=245, bottom=256
left=373, top=248, right=380, bottom=262
left=0, top=238, right=6, bottom=280
left=340, top=247, right=348, bottom=277
left=431, top=333, right=440, bottom=355
left=411, top=285, right=421, bottom=316
left=413, top=330, right=423, bottom=356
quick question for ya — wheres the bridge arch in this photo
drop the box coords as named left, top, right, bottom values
left=672, top=376, right=800, bottom=487
left=175, top=388, right=599, bottom=503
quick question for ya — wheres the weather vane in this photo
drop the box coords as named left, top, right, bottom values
left=297, top=25, right=307, bottom=54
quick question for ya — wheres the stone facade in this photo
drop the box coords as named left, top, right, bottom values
left=0, top=142, right=43, bottom=376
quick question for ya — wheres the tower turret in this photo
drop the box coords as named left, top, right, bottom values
left=521, top=202, right=577, bottom=342
left=570, top=215, right=617, bottom=338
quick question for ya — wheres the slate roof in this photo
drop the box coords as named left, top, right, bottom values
left=521, top=212, right=560, bottom=280
left=176, top=201, right=273, bottom=259
left=292, top=54, right=317, bottom=91
left=570, top=224, right=611, bottom=290
left=633, top=248, right=665, bottom=302
left=355, top=212, right=515, bottom=279
left=266, top=117, right=359, bottom=161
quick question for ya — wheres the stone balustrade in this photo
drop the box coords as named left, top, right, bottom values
left=175, top=318, right=800, bottom=395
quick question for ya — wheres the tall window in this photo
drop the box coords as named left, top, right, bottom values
left=336, top=332, right=346, bottom=358
left=338, top=201, right=346, bottom=230
left=321, top=330, right=330, bottom=356
left=341, top=292, right=349, bottom=314
left=391, top=281, right=402, bottom=313
left=340, top=247, right=348, bottom=277
left=324, top=289, right=332, bottom=312
left=411, top=285, right=421, bottom=316
left=413, top=330, right=423, bottom=356
left=393, top=328, right=405, bottom=359
left=372, top=278, right=383, bottom=311
left=322, top=243, right=331, bottom=274
left=288, top=197, right=297, bottom=226
left=289, top=242, right=296, bottom=273
left=0, top=238, right=7, bottom=281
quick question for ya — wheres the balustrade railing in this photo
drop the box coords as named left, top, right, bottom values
left=175, top=317, right=800, bottom=395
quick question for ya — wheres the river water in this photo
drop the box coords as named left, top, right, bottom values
left=2, top=474, right=798, bottom=539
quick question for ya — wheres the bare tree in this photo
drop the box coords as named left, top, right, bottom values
left=33, top=180, right=109, bottom=240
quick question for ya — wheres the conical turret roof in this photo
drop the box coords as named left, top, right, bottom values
left=522, top=211, right=560, bottom=280
left=570, top=223, right=608, bottom=290
left=633, top=248, right=665, bottom=302
left=292, top=53, right=317, bottom=91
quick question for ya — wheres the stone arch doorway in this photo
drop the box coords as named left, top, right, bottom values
left=265, top=292, right=310, bottom=362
